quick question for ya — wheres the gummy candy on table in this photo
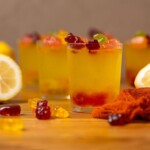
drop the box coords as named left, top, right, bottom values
left=0, top=104, right=21, bottom=116
left=51, top=106, right=69, bottom=118
left=35, top=100, right=51, bottom=120
left=28, top=98, right=42, bottom=110
left=29, top=99, right=69, bottom=119
left=0, top=117, right=24, bottom=131
left=36, top=106, right=51, bottom=120
left=108, top=114, right=127, bottom=126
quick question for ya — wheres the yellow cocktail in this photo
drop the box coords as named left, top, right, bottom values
left=124, top=32, right=150, bottom=86
left=37, top=31, right=69, bottom=99
left=18, top=32, right=40, bottom=89
left=66, top=33, right=122, bottom=112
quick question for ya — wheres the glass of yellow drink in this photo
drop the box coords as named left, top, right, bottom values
left=66, top=33, right=122, bottom=112
left=124, top=32, right=150, bottom=86
left=37, top=30, right=69, bottom=99
left=18, top=32, right=41, bottom=90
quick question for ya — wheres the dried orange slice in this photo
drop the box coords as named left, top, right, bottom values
left=134, top=64, right=150, bottom=88
left=0, top=55, right=22, bottom=100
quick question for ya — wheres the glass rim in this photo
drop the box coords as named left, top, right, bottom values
left=68, top=43, right=123, bottom=49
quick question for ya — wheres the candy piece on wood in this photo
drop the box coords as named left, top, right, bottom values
left=0, top=117, right=24, bottom=131
left=51, top=106, right=69, bottom=118
left=0, top=104, right=21, bottom=116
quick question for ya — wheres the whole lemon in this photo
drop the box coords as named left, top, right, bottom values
left=0, top=41, right=14, bottom=59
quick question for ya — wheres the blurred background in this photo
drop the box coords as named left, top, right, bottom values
left=0, top=0, right=149, bottom=49
left=0, top=0, right=149, bottom=78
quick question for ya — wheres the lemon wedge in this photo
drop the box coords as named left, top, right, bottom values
left=134, top=63, right=150, bottom=88
left=0, top=54, right=22, bottom=100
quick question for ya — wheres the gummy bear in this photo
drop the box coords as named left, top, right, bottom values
left=51, top=106, right=69, bottom=118
left=36, top=106, right=51, bottom=120
left=28, top=98, right=41, bottom=110
left=0, top=104, right=21, bottom=116
left=56, top=30, right=68, bottom=44
left=108, top=114, right=127, bottom=126
left=35, top=100, right=51, bottom=120
left=0, top=117, right=24, bottom=131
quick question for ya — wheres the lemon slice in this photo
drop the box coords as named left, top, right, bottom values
left=134, top=63, right=150, bottom=88
left=0, top=54, right=22, bottom=100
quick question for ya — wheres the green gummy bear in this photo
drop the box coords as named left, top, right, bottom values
left=93, top=33, right=108, bottom=45
left=134, top=31, right=146, bottom=37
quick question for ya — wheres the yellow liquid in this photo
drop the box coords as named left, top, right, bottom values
left=18, top=42, right=39, bottom=88
left=68, top=47, right=122, bottom=110
left=37, top=44, right=69, bottom=99
left=124, top=44, right=150, bottom=85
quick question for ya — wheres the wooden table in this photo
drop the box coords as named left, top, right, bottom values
left=0, top=87, right=150, bottom=150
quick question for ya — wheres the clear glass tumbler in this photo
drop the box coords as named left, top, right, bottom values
left=37, top=41, right=69, bottom=100
left=67, top=44, right=122, bottom=112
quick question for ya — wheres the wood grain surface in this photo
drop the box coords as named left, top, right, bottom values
left=0, top=85, right=150, bottom=150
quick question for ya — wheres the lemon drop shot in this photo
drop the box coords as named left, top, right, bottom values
left=65, top=33, right=122, bottom=112
left=37, top=30, right=69, bottom=100
left=124, top=31, right=150, bottom=86
left=18, top=32, right=41, bottom=90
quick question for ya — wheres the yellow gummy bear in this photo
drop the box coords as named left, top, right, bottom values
left=51, top=106, right=69, bottom=118
left=56, top=30, right=68, bottom=45
left=0, top=117, right=24, bottom=131
left=28, top=98, right=41, bottom=110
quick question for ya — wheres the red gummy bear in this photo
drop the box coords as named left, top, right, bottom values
left=0, top=104, right=21, bottom=116
left=35, top=100, right=51, bottom=120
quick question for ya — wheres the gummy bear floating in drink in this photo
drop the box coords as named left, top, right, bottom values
left=42, top=30, right=68, bottom=46
left=21, top=32, right=41, bottom=44
left=65, top=33, right=121, bottom=52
